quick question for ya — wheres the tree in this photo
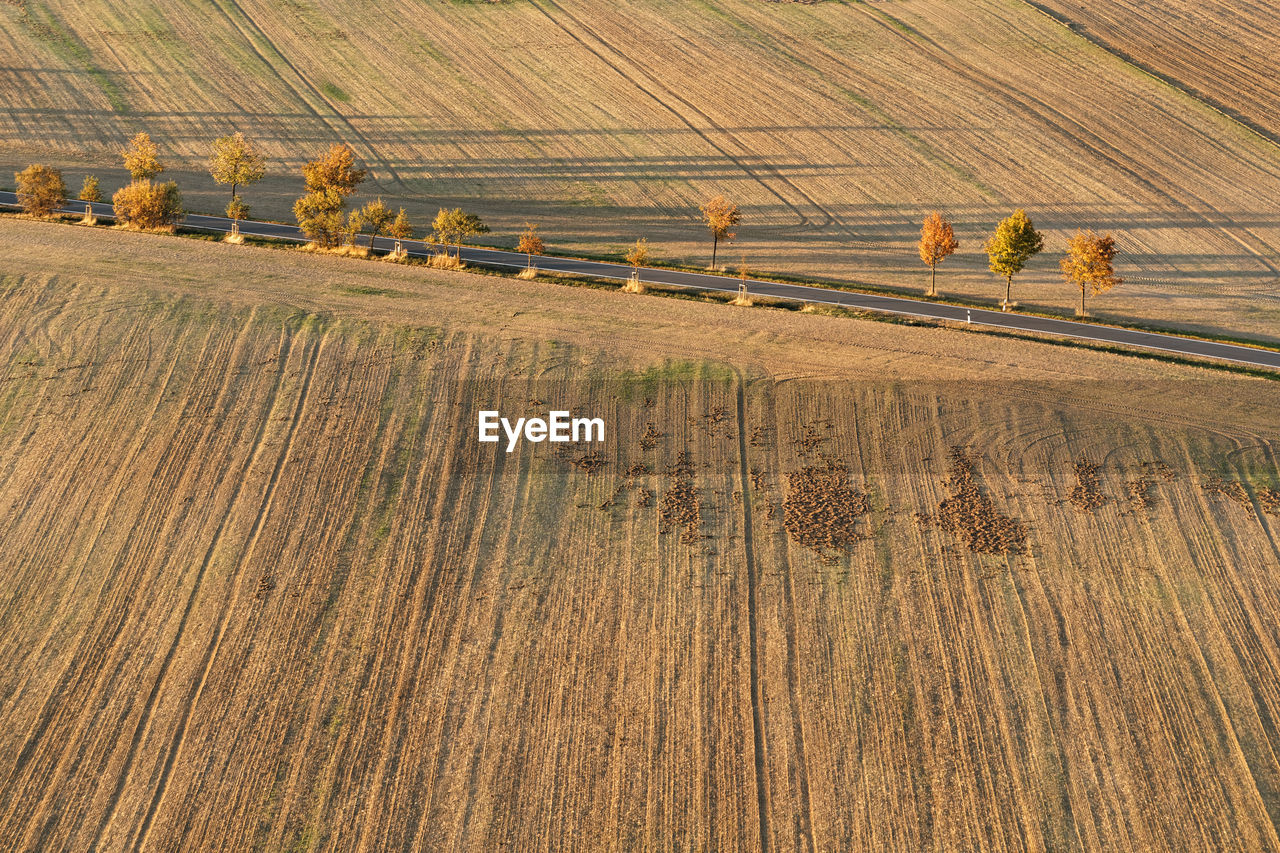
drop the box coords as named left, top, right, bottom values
left=122, top=132, right=163, bottom=181
left=389, top=208, right=412, bottom=254
left=14, top=164, right=67, bottom=218
left=983, top=209, right=1043, bottom=311
left=294, top=144, right=366, bottom=248
left=294, top=187, right=347, bottom=247
left=209, top=132, right=265, bottom=223
left=79, top=175, right=102, bottom=204
left=700, top=195, right=740, bottom=269
left=431, top=207, right=488, bottom=259
left=625, top=238, right=650, bottom=271
left=1061, top=229, right=1121, bottom=317
left=226, top=196, right=249, bottom=223
left=112, top=180, right=182, bottom=230
left=79, top=174, right=101, bottom=222
left=302, top=143, right=366, bottom=196
left=358, top=198, right=394, bottom=253
left=918, top=211, right=959, bottom=298
left=516, top=223, right=544, bottom=269
left=344, top=209, right=363, bottom=249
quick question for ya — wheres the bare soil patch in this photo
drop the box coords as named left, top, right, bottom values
left=936, top=447, right=1028, bottom=555
left=782, top=462, right=870, bottom=555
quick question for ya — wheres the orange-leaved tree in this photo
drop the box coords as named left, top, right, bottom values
left=112, top=180, right=182, bottom=230
left=517, top=223, right=545, bottom=270
left=1061, top=229, right=1121, bottom=317
left=918, top=211, right=959, bottom=298
left=700, top=195, right=740, bottom=269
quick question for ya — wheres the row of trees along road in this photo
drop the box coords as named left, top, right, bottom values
left=919, top=209, right=1122, bottom=316
left=12, top=134, right=1121, bottom=317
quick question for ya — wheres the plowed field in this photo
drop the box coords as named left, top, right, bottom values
left=2, top=222, right=1280, bottom=849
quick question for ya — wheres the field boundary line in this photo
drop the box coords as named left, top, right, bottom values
left=735, top=376, right=773, bottom=853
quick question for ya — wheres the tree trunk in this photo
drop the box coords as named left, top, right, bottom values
left=929, top=264, right=937, bottom=297
left=527, top=253, right=532, bottom=270
left=712, top=234, right=718, bottom=269
left=1003, top=275, right=1012, bottom=310
left=369, top=231, right=377, bottom=254
left=1079, top=282, right=1086, bottom=317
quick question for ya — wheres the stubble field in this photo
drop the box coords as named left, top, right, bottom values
left=4, top=0, right=1280, bottom=340
left=1, top=221, right=1279, bottom=849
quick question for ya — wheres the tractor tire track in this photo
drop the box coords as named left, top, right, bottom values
left=530, top=0, right=817, bottom=230
left=734, top=374, right=773, bottom=853
left=750, top=384, right=818, bottom=853
left=210, top=0, right=408, bottom=194
left=127, top=329, right=325, bottom=851
left=13, top=318, right=251, bottom=851
left=1016, top=0, right=1280, bottom=157
left=0, top=317, right=193, bottom=796
left=83, top=320, right=313, bottom=852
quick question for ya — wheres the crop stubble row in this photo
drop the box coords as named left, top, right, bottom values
left=1, top=278, right=1280, bottom=848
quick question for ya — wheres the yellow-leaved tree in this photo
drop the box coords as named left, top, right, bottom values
left=209, top=132, right=265, bottom=223
left=984, top=209, right=1043, bottom=311
left=294, top=143, right=366, bottom=247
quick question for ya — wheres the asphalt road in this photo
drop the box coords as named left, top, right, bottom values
left=5, top=190, right=1280, bottom=371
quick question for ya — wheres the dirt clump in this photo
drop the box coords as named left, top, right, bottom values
left=936, top=447, right=1027, bottom=555
left=793, top=420, right=832, bottom=454
left=1202, top=477, right=1251, bottom=507
left=1260, top=488, right=1280, bottom=516
left=571, top=452, right=607, bottom=474
left=782, top=462, right=870, bottom=554
left=1125, top=477, right=1155, bottom=512
left=1069, top=458, right=1108, bottom=511
left=639, top=422, right=663, bottom=450
left=659, top=451, right=701, bottom=543
left=1202, top=477, right=1280, bottom=516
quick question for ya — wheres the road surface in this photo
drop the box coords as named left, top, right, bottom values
left=4, top=190, right=1280, bottom=371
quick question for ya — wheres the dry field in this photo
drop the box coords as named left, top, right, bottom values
left=4, top=1, right=1280, bottom=340
left=1, top=221, right=1280, bottom=849
left=1031, top=0, right=1280, bottom=141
